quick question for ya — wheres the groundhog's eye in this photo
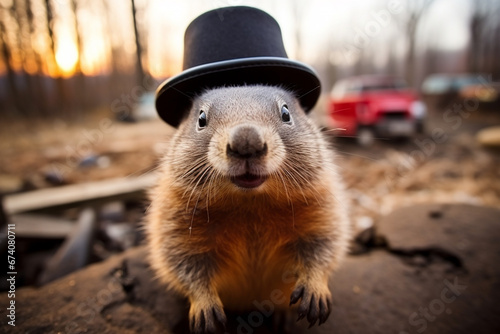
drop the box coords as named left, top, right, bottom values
left=281, top=105, right=291, bottom=123
left=198, top=110, right=207, bottom=128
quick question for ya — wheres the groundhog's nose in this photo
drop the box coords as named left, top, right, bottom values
left=227, top=125, right=268, bottom=159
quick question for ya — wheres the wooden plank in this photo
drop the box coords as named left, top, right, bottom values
left=9, top=214, right=74, bottom=238
left=38, top=208, right=96, bottom=284
left=3, top=173, right=157, bottom=215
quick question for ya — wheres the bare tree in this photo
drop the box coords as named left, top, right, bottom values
left=404, top=0, right=434, bottom=87
left=70, top=0, right=88, bottom=113
left=0, top=13, right=23, bottom=116
left=43, top=0, right=71, bottom=117
left=43, top=0, right=56, bottom=74
left=469, top=0, right=500, bottom=76
left=131, top=0, right=144, bottom=85
left=70, top=0, right=82, bottom=75
left=469, top=0, right=487, bottom=73
left=2, top=0, right=34, bottom=116
left=493, top=19, right=500, bottom=79
left=24, top=0, right=49, bottom=116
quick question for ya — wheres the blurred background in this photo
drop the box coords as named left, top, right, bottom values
left=1, top=0, right=499, bottom=117
left=0, top=0, right=499, bottom=288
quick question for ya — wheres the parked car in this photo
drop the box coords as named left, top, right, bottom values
left=421, top=73, right=499, bottom=109
left=132, top=92, right=159, bottom=121
left=328, top=75, right=425, bottom=146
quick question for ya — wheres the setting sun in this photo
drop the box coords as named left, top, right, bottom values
left=55, top=33, right=79, bottom=77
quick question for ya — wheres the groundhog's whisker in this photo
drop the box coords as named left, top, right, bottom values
left=189, top=195, right=201, bottom=237
left=179, top=156, right=210, bottom=179
left=275, top=169, right=295, bottom=227
left=322, top=128, right=347, bottom=133
left=283, top=160, right=323, bottom=207
left=333, top=150, right=379, bottom=162
left=205, top=170, right=215, bottom=206
left=125, top=164, right=162, bottom=179
left=204, top=168, right=223, bottom=215
left=275, top=170, right=291, bottom=204
left=281, top=165, right=309, bottom=205
left=200, top=170, right=216, bottom=225
left=297, top=84, right=321, bottom=100
left=283, top=158, right=314, bottom=185
left=184, top=163, right=211, bottom=195
left=180, top=158, right=211, bottom=198
left=187, top=166, right=216, bottom=235
left=185, top=165, right=212, bottom=212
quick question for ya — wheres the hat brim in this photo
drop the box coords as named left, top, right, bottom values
left=155, top=57, right=321, bottom=127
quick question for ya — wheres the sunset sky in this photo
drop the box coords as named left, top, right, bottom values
left=0, top=0, right=478, bottom=79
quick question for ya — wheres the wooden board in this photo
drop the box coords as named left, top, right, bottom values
left=3, top=173, right=157, bottom=214
left=8, top=214, right=75, bottom=238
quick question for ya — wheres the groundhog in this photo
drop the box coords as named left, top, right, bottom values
left=146, top=85, right=351, bottom=333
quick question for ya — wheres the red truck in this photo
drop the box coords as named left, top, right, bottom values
left=328, top=75, right=426, bottom=146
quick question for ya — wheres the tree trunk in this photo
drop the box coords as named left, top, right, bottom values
left=131, top=0, right=144, bottom=85
left=70, top=0, right=86, bottom=115
left=25, top=0, right=49, bottom=117
left=0, top=20, right=24, bottom=117
left=43, top=0, right=68, bottom=118
left=405, top=15, right=417, bottom=87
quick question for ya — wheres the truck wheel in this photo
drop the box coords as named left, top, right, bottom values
left=416, top=121, right=425, bottom=134
left=357, top=128, right=375, bottom=147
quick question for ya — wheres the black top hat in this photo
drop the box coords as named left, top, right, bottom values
left=155, top=6, right=321, bottom=127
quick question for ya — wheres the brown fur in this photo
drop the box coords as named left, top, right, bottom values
left=146, top=85, right=351, bottom=333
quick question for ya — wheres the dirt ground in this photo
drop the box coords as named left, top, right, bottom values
left=1, top=104, right=499, bottom=229
left=1, top=101, right=500, bottom=333
left=5, top=203, right=500, bottom=334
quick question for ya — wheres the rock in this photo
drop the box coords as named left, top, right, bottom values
left=350, top=216, right=377, bottom=254
left=477, top=126, right=500, bottom=147
left=78, top=154, right=99, bottom=168
left=43, top=169, right=66, bottom=186
left=2, top=204, right=499, bottom=334
left=97, top=156, right=112, bottom=169
left=428, top=209, right=443, bottom=219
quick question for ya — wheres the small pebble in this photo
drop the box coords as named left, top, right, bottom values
left=429, top=210, right=442, bottom=219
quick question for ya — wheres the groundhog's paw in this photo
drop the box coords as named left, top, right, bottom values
left=289, top=285, right=332, bottom=327
left=189, top=300, right=226, bottom=334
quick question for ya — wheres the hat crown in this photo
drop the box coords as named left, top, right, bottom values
left=183, top=6, right=288, bottom=70
left=155, top=6, right=321, bottom=128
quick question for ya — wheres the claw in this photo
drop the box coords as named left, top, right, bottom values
left=204, top=309, right=216, bottom=333
left=201, top=311, right=208, bottom=333
left=189, top=304, right=226, bottom=334
left=297, top=297, right=310, bottom=322
left=306, top=294, right=319, bottom=327
left=290, top=285, right=304, bottom=306
left=318, top=297, right=331, bottom=325
left=213, top=306, right=227, bottom=330
left=290, top=284, right=332, bottom=328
